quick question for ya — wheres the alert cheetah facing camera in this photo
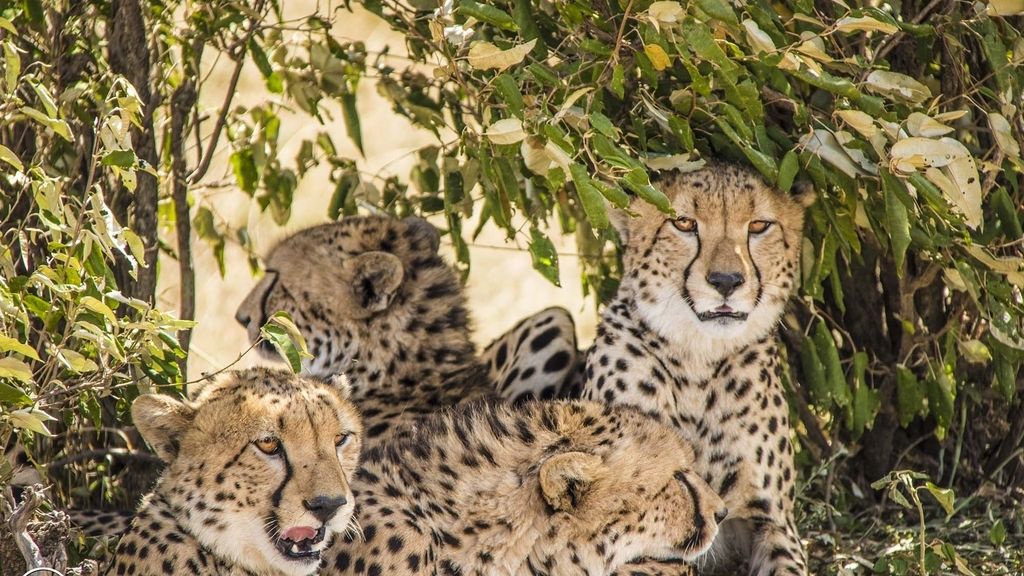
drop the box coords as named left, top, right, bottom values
left=106, top=368, right=363, bottom=576
left=321, top=400, right=726, bottom=576
left=581, top=164, right=814, bottom=576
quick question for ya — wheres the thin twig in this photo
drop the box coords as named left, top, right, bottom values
left=7, top=485, right=46, bottom=571
left=187, top=0, right=267, bottom=184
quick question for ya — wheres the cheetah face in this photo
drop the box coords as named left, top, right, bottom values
left=133, top=369, right=363, bottom=576
left=618, top=165, right=812, bottom=348
left=234, top=216, right=442, bottom=374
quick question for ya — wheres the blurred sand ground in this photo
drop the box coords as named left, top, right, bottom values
left=156, top=2, right=596, bottom=379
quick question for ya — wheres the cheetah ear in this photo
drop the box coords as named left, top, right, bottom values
left=350, top=251, right=404, bottom=313
left=132, top=394, right=196, bottom=463
left=328, top=374, right=352, bottom=401
left=402, top=217, right=440, bottom=254
left=608, top=206, right=632, bottom=246
left=539, top=451, right=602, bottom=512
left=791, top=181, right=816, bottom=209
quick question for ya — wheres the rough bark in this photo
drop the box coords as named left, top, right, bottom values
left=109, top=0, right=159, bottom=303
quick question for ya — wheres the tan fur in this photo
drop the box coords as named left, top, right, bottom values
left=106, top=368, right=363, bottom=576
left=234, top=216, right=578, bottom=447
left=320, top=401, right=726, bottom=576
left=580, top=164, right=811, bottom=576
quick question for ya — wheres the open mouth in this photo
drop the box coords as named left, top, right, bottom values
left=272, top=525, right=326, bottom=561
left=696, top=305, right=749, bottom=322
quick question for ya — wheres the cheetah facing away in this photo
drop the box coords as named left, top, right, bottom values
left=320, top=400, right=727, bottom=576
left=234, top=216, right=578, bottom=446
left=106, top=368, right=363, bottom=576
left=581, top=164, right=814, bottom=576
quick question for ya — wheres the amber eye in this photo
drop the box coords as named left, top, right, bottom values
left=255, top=437, right=282, bottom=456
left=335, top=433, right=351, bottom=448
left=748, top=220, right=772, bottom=234
left=672, top=217, right=698, bottom=233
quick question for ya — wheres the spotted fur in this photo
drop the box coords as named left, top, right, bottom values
left=320, top=400, right=726, bottom=576
left=579, top=164, right=814, bottom=576
left=105, top=368, right=363, bottom=576
left=234, top=216, right=578, bottom=445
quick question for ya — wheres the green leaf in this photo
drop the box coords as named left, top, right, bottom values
left=592, top=178, right=629, bottom=209
left=882, top=170, right=911, bottom=273
left=0, top=357, right=33, bottom=382
left=927, top=366, right=955, bottom=440
left=260, top=312, right=312, bottom=373
left=329, top=171, right=360, bottom=220
left=340, top=93, right=364, bottom=156
left=80, top=295, right=118, bottom=326
left=0, top=335, right=39, bottom=362
left=589, top=112, right=618, bottom=139
left=850, top=356, right=879, bottom=440
left=570, top=164, right=609, bottom=229
left=59, top=349, right=98, bottom=373
left=230, top=149, right=259, bottom=194
left=248, top=39, right=282, bottom=93
left=800, top=335, right=829, bottom=406
left=777, top=149, right=798, bottom=193
left=528, top=227, right=560, bottom=287
left=8, top=408, right=55, bottom=436
left=990, top=519, right=1007, bottom=547
left=459, top=0, right=517, bottom=29
left=992, top=187, right=1023, bottom=240
left=0, top=143, right=23, bottom=172
left=101, top=149, right=137, bottom=169
left=813, top=320, right=849, bottom=408
left=3, top=41, right=20, bottom=94
left=622, top=168, right=672, bottom=214
left=896, top=366, right=924, bottom=427
left=0, top=381, right=31, bottom=406
left=610, top=64, right=625, bottom=99
left=695, top=0, right=739, bottom=25
left=492, top=73, right=524, bottom=118
left=993, top=352, right=1017, bottom=403
left=923, top=482, right=954, bottom=517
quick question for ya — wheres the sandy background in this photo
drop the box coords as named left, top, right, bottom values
left=156, top=3, right=596, bottom=379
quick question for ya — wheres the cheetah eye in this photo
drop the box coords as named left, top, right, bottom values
left=671, top=217, right=697, bottom=233
left=254, top=437, right=282, bottom=456
left=335, top=433, right=351, bottom=448
left=748, top=220, right=772, bottom=234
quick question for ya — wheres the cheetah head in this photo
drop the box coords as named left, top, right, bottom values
left=234, top=216, right=463, bottom=376
left=538, top=403, right=727, bottom=567
left=133, top=368, right=363, bottom=575
left=616, top=164, right=814, bottom=350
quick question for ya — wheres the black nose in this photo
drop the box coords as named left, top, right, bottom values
left=235, top=309, right=251, bottom=327
left=714, top=507, right=729, bottom=524
left=303, top=495, right=347, bottom=523
left=707, top=271, right=744, bottom=297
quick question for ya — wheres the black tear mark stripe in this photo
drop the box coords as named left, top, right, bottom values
left=674, top=470, right=707, bottom=552
left=257, top=271, right=279, bottom=327
left=747, top=231, right=763, bottom=307
left=271, top=445, right=293, bottom=508
left=678, top=221, right=702, bottom=317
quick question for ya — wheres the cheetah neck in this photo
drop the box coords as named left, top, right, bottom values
left=304, top=300, right=478, bottom=391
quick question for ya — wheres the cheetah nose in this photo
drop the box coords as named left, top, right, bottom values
left=714, top=507, right=729, bottom=524
left=235, top=309, right=251, bottom=328
left=303, top=495, right=347, bottom=523
left=707, top=271, right=745, bottom=297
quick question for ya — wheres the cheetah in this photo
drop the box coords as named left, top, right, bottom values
left=105, top=367, right=363, bottom=575
left=320, top=400, right=727, bottom=575
left=234, top=216, right=578, bottom=445
left=579, top=164, right=814, bottom=576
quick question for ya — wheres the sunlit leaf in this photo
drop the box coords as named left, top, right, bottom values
left=467, top=39, right=537, bottom=71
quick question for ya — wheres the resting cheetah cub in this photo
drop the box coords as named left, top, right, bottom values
left=106, top=368, right=362, bottom=575
left=581, top=164, right=814, bottom=576
left=321, top=400, right=726, bottom=576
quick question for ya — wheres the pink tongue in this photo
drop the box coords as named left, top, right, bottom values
left=283, top=526, right=316, bottom=542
